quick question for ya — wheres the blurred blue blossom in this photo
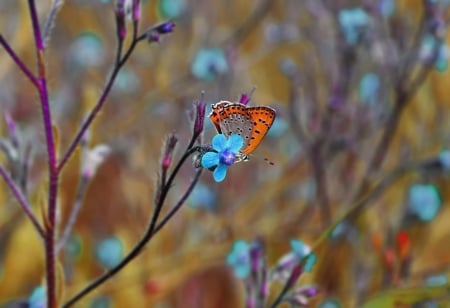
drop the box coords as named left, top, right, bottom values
left=191, top=48, right=228, bottom=81
left=158, top=0, right=186, bottom=19
left=320, top=299, right=341, bottom=308
left=420, top=35, right=449, bottom=72
left=90, top=295, right=112, bottom=308
left=226, top=240, right=251, bottom=279
left=426, top=274, right=448, bottom=286
left=69, top=32, right=104, bottom=69
left=201, top=134, right=243, bottom=182
left=113, top=68, right=141, bottom=94
left=267, top=116, right=288, bottom=138
left=96, top=236, right=124, bottom=269
left=65, top=234, right=83, bottom=260
left=187, top=183, right=217, bottom=210
left=290, top=239, right=316, bottom=273
left=408, top=184, right=442, bottom=222
left=439, top=149, right=450, bottom=169
left=359, top=73, right=380, bottom=105
left=338, top=8, right=369, bottom=45
left=28, top=286, right=46, bottom=308
left=379, top=0, right=396, bottom=17
left=290, top=239, right=311, bottom=258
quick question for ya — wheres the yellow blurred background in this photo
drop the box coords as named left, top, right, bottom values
left=1, top=1, right=450, bottom=307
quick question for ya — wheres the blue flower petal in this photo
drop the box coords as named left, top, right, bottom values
left=201, top=152, right=220, bottom=168
left=213, top=164, right=227, bottom=182
left=212, top=134, right=227, bottom=152
left=28, top=286, right=46, bottom=308
left=226, top=240, right=251, bottom=279
left=290, top=239, right=311, bottom=258
left=227, top=134, right=244, bottom=153
left=304, top=253, right=317, bottom=273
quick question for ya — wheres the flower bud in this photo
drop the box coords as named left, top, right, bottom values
left=81, top=144, right=111, bottom=179
left=162, top=133, right=178, bottom=169
left=193, top=98, right=206, bottom=136
left=146, top=21, right=176, bottom=43
left=115, top=0, right=127, bottom=40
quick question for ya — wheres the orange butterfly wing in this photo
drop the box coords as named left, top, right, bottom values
left=241, top=106, right=276, bottom=156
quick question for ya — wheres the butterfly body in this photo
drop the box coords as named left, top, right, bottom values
left=209, top=101, right=276, bottom=161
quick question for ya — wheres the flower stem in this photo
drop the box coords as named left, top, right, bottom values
left=0, top=165, right=45, bottom=237
left=28, top=1, right=59, bottom=306
left=63, top=145, right=203, bottom=307
left=0, top=34, right=38, bottom=87
left=58, top=37, right=139, bottom=172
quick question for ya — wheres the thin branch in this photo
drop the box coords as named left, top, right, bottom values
left=63, top=146, right=203, bottom=307
left=0, top=34, right=38, bottom=87
left=58, top=38, right=140, bottom=172
left=152, top=168, right=203, bottom=235
left=55, top=178, right=88, bottom=253
left=28, top=1, right=58, bottom=307
left=0, top=165, right=45, bottom=238
left=42, top=0, right=65, bottom=46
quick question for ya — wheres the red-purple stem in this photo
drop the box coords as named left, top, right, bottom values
left=0, top=34, right=38, bottom=87
left=28, top=1, right=58, bottom=307
left=58, top=38, right=140, bottom=172
left=0, top=165, right=45, bottom=237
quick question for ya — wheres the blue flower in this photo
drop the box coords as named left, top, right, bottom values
left=359, top=73, right=380, bottom=105
left=408, top=184, right=442, bottom=222
left=158, top=0, right=186, bottom=19
left=379, top=0, right=395, bottom=17
left=28, top=286, right=46, bottom=308
left=338, top=8, right=369, bottom=45
left=191, top=48, right=229, bottom=81
left=201, top=134, right=244, bottom=182
left=290, top=239, right=316, bottom=273
left=420, top=35, right=449, bottom=72
left=187, top=183, right=217, bottom=210
left=290, top=239, right=311, bottom=258
left=96, top=236, right=123, bottom=269
left=439, top=150, right=450, bottom=170
left=226, top=240, right=251, bottom=279
left=320, top=299, right=341, bottom=308
left=90, top=295, right=112, bottom=308
left=426, top=274, right=448, bottom=286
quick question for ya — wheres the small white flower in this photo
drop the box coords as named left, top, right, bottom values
left=81, top=144, right=111, bottom=179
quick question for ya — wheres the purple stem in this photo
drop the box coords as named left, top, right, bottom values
left=57, top=38, right=139, bottom=172
left=0, top=165, right=45, bottom=237
left=0, top=34, right=38, bottom=87
left=58, top=0, right=156, bottom=172
left=28, top=1, right=58, bottom=307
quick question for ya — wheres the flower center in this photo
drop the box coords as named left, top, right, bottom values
left=219, top=149, right=236, bottom=166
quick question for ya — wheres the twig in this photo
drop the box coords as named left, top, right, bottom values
left=55, top=178, right=88, bottom=253
left=28, top=1, right=59, bottom=306
left=63, top=146, right=203, bottom=307
left=0, top=34, right=38, bottom=87
left=42, top=0, right=65, bottom=46
left=0, top=165, right=45, bottom=238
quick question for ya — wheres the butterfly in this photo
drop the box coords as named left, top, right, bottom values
left=209, top=101, right=276, bottom=161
